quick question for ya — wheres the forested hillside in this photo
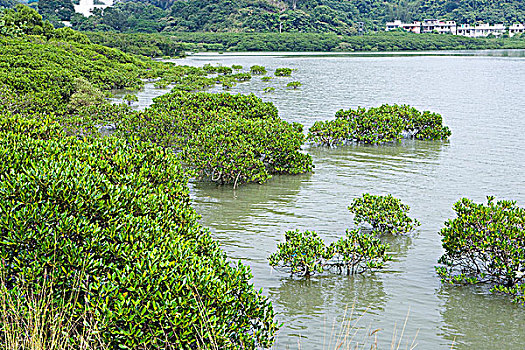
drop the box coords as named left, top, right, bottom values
left=66, top=0, right=525, bottom=34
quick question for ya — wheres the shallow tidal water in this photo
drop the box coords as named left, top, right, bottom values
left=119, top=51, right=525, bottom=349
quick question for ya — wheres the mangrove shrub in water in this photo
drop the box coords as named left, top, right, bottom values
left=308, top=104, right=451, bottom=146
left=286, top=81, right=302, bottom=89
left=274, top=68, right=293, bottom=76
left=119, top=91, right=313, bottom=186
left=436, top=197, right=525, bottom=304
left=268, top=229, right=391, bottom=277
left=250, top=65, right=267, bottom=75
left=349, top=193, right=420, bottom=235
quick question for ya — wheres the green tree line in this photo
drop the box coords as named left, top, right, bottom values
left=62, top=0, right=525, bottom=34
left=171, top=31, right=525, bottom=52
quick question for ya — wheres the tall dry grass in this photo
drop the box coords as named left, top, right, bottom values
left=284, top=303, right=419, bottom=350
left=0, top=268, right=106, bottom=350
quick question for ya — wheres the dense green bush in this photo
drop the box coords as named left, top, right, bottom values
left=0, top=114, right=278, bottom=348
left=117, top=91, right=313, bottom=186
left=0, top=36, right=147, bottom=103
left=269, top=193, right=418, bottom=277
left=52, top=27, right=91, bottom=44
left=85, top=32, right=185, bottom=57
left=330, top=229, right=392, bottom=274
left=0, top=22, right=283, bottom=348
left=203, top=63, right=232, bottom=75
left=0, top=4, right=54, bottom=37
left=167, top=31, right=525, bottom=53
left=274, top=68, right=293, bottom=77
left=308, top=104, right=451, bottom=146
left=250, top=65, right=267, bottom=75
left=1, top=29, right=313, bottom=188
left=436, top=197, right=525, bottom=304
left=286, top=81, right=302, bottom=89
left=268, top=229, right=391, bottom=277
left=268, top=230, right=329, bottom=277
left=349, top=194, right=420, bottom=235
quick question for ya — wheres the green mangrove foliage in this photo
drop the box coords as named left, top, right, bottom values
left=349, top=194, right=420, bottom=235
left=268, top=230, right=329, bottom=277
left=166, top=31, right=525, bottom=53
left=123, top=93, right=138, bottom=105
left=0, top=18, right=286, bottom=348
left=436, top=197, right=525, bottom=304
left=268, top=229, right=391, bottom=277
left=286, top=81, right=302, bottom=89
left=67, top=77, right=106, bottom=112
left=308, top=104, right=451, bottom=146
left=250, top=65, right=267, bottom=75
left=274, top=68, right=293, bottom=77
left=269, top=194, right=417, bottom=277
left=117, top=91, right=313, bottom=186
left=0, top=8, right=251, bottom=107
left=203, top=63, right=233, bottom=75
left=232, top=72, right=251, bottom=81
left=1, top=17, right=311, bottom=188
left=0, top=112, right=278, bottom=348
left=0, top=35, right=148, bottom=105
left=85, top=32, right=185, bottom=57
left=330, top=229, right=393, bottom=275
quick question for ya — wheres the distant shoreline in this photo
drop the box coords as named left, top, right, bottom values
left=85, top=31, right=525, bottom=58
left=181, top=49, right=525, bottom=58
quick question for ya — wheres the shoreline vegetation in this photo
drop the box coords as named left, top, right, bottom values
left=84, top=31, right=525, bottom=58
left=1, top=4, right=523, bottom=349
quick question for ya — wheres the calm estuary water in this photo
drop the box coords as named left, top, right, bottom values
left=123, top=51, right=525, bottom=349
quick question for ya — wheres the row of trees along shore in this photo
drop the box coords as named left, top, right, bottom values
left=84, top=31, right=525, bottom=56
left=0, top=5, right=523, bottom=349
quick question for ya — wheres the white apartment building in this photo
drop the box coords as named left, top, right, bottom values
left=509, top=23, right=525, bottom=37
left=386, top=19, right=457, bottom=34
left=420, top=19, right=457, bottom=34
left=456, top=23, right=505, bottom=37
left=386, top=19, right=521, bottom=38
left=74, top=0, right=114, bottom=17
left=386, top=20, right=421, bottom=33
